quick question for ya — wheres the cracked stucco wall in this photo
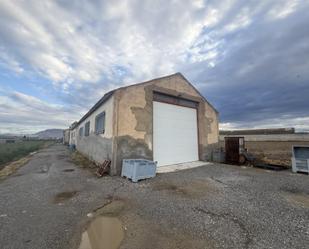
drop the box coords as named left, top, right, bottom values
left=112, top=74, right=219, bottom=174
left=72, top=74, right=218, bottom=175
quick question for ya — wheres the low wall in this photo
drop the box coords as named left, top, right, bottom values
left=219, top=134, right=309, bottom=142
left=76, top=134, right=112, bottom=164
left=219, top=137, right=309, bottom=167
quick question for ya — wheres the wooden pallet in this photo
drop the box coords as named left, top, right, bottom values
left=96, top=160, right=111, bottom=177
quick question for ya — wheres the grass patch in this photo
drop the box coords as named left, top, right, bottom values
left=0, top=140, right=54, bottom=170
left=70, top=151, right=97, bottom=172
left=0, top=156, right=32, bottom=179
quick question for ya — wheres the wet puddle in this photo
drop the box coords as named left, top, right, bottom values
left=53, top=191, right=78, bottom=203
left=63, top=168, right=75, bottom=172
left=79, top=216, right=124, bottom=249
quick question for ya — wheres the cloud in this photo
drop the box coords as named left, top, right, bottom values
left=0, top=0, right=308, bottom=133
left=220, top=116, right=309, bottom=132
left=186, top=0, right=309, bottom=131
left=0, top=0, right=235, bottom=86
left=268, top=0, right=300, bottom=20
left=0, top=90, right=80, bottom=134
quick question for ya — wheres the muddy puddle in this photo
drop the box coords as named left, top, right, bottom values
left=283, top=193, right=309, bottom=208
left=53, top=191, right=78, bottom=203
left=153, top=179, right=220, bottom=198
left=79, top=216, right=124, bottom=249
left=63, top=168, right=75, bottom=172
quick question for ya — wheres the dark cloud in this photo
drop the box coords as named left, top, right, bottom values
left=186, top=2, right=309, bottom=130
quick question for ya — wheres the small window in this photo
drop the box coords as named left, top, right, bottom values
left=79, top=127, right=83, bottom=137
left=85, top=121, right=90, bottom=136
left=95, top=112, right=105, bottom=134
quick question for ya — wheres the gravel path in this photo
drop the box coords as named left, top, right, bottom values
left=0, top=144, right=308, bottom=249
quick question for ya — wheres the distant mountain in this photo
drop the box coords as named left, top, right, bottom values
left=34, top=129, right=63, bottom=139
left=0, top=133, right=20, bottom=138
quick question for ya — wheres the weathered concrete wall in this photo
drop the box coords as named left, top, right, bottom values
left=63, top=129, right=70, bottom=145
left=69, top=129, right=77, bottom=146
left=112, top=73, right=219, bottom=174
left=202, top=101, right=219, bottom=161
left=76, top=96, right=114, bottom=164
left=219, top=140, right=309, bottom=167
left=219, top=134, right=309, bottom=167
left=76, top=134, right=112, bottom=163
left=219, top=134, right=309, bottom=142
left=113, top=135, right=152, bottom=174
left=112, top=85, right=152, bottom=174
left=220, top=128, right=295, bottom=135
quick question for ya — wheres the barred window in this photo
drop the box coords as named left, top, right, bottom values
left=79, top=127, right=83, bottom=137
left=95, top=112, right=105, bottom=134
left=85, top=121, right=90, bottom=136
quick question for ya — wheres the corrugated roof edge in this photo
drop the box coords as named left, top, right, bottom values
left=76, top=72, right=218, bottom=126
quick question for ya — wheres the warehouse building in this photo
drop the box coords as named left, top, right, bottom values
left=69, top=73, right=219, bottom=175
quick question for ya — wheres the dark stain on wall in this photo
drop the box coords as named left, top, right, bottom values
left=118, top=84, right=219, bottom=173
left=129, top=85, right=219, bottom=164
left=202, top=104, right=219, bottom=161
left=114, top=135, right=152, bottom=175
left=202, top=143, right=220, bottom=161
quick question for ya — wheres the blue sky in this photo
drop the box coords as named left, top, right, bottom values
left=0, top=0, right=309, bottom=134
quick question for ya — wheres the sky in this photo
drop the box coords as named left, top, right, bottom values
left=0, top=0, right=309, bottom=134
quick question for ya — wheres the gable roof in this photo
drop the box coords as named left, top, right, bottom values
left=76, top=72, right=218, bottom=126
left=175, top=73, right=219, bottom=113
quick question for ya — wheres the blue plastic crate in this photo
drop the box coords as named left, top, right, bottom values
left=121, top=159, right=157, bottom=182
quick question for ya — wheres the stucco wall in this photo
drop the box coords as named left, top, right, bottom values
left=63, top=129, right=70, bottom=144
left=69, top=129, right=77, bottom=145
left=76, top=96, right=114, bottom=163
left=112, top=74, right=219, bottom=173
left=202, top=101, right=219, bottom=160
left=205, top=104, right=219, bottom=144
left=112, top=86, right=152, bottom=174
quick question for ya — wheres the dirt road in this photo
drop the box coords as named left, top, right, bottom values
left=0, top=144, right=308, bottom=249
left=0, top=144, right=121, bottom=249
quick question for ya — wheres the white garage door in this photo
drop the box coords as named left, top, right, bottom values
left=153, top=101, right=199, bottom=167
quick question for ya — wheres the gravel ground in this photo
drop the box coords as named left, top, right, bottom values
left=0, top=144, right=308, bottom=249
